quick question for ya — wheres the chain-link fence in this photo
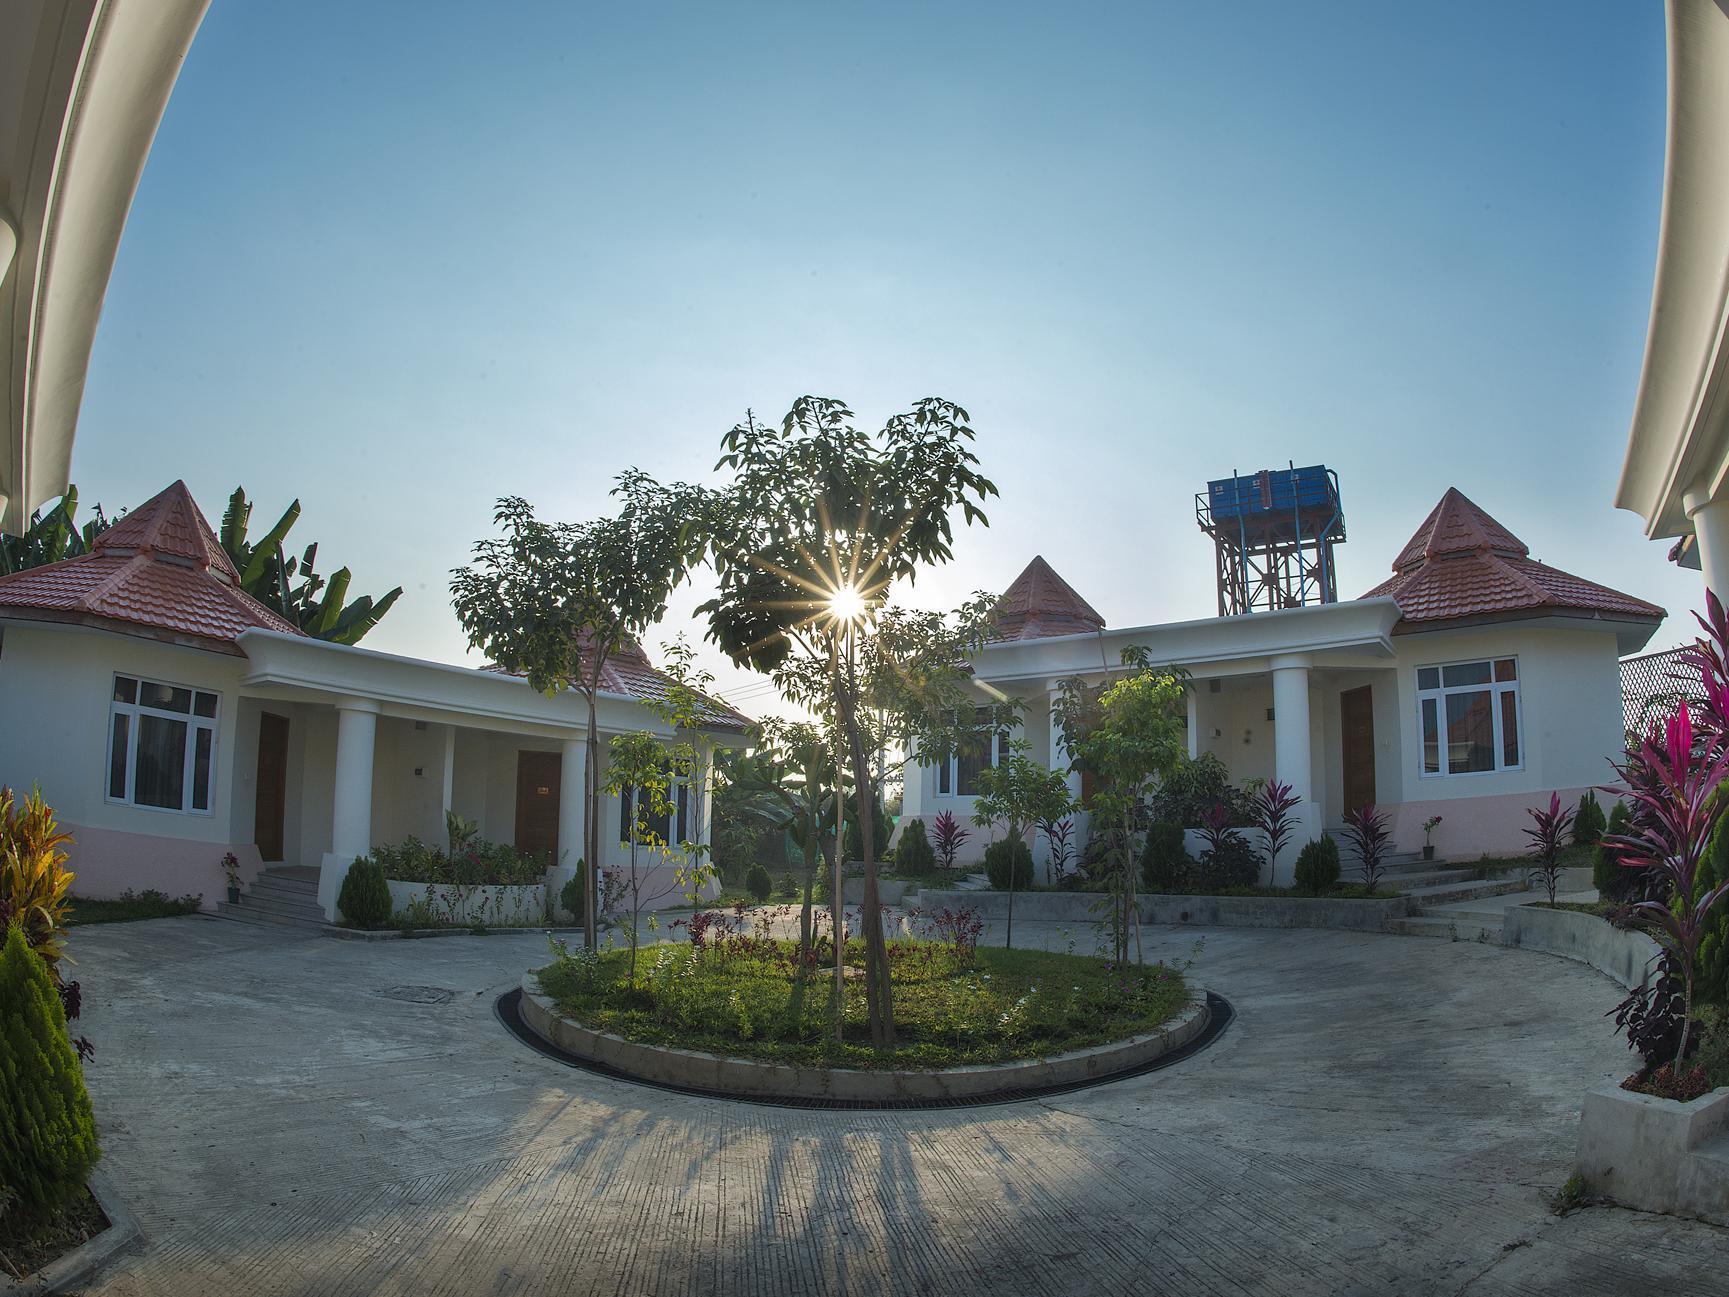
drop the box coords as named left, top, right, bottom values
left=1620, top=644, right=1703, bottom=740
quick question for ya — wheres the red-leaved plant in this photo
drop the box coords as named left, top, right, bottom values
left=1040, top=817, right=1076, bottom=887
left=1339, top=804, right=1392, bottom=893
left=1523, top=792, right=1577, bottom=906
left=930, top=810, right=970, bottom=872
left=1603, top=702, right=1729, bottom=1069
left=1252, top=779, right=1301, bottom=885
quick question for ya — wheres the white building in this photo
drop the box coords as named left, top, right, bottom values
left=903, top=489, right=1662, bottom=882
left=0, top=481, right=749, bottom=920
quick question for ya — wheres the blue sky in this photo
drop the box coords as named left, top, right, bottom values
left=74, top=2, right=1679, bottom=713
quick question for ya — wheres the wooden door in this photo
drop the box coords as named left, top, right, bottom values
left=254, top=713, right=290, bottom=862
left=514, top=751, right=562, bottom=861
left=1340, top=686, right=1376, bottom=813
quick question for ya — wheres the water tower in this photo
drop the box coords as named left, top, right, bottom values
left=1196, top=465, right=1346, bottom=616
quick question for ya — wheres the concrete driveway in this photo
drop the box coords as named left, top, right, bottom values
left=65, top=917, right=1728, bottom=1295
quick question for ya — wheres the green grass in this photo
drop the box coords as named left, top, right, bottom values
left=538, top=938, right=1189, bottom=1069
left=64, top=890, right=202, bottom=926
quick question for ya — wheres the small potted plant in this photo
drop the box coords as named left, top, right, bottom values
left=1421, top=815, right=1442, bottom=861
left=222, top=851, right=242, bottom=904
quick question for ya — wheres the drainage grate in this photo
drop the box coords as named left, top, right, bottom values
left=379, top=985, right=455, bottom=1005
left=494, top=989, right=1232, bottom=1111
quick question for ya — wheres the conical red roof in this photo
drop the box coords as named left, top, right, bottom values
left=994, top=556, right=1105, bottom=640
left=1365, top=489, right=1663, bottom=627
left=485, top=629, right=752, bottom=731
left=0, top=481, right=301, bottom=652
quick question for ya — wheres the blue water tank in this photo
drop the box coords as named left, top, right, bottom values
left=1206, top=466, right=1336, bottom=522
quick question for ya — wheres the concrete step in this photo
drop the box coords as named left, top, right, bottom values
left=1400, top=877, right=1531, bottom=907
left=1385, top=868, right=1476, bottom=890
left=220, top=891, right=326, bottom=923
left=255, top=869, right=318, bottom=893
left=249, top=879, right=318, bottom=906
left=215, top=900, right=326, bottom=931
left=1392, top=914, right=1503, bottom=943
left=950, top=873, right=991, bottom=892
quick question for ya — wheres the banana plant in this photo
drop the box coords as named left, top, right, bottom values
left=219, top=487, right=402, bottom=645
left=0, top=486, right=112, bottom=576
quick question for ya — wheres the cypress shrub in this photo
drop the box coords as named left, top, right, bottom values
left=559, top=865, right=586, bottom=924
left=1696, top=811, right=1729, bottom=1004
left=983, top=839, right=1034, bottom=891
left=0, top=923, right=99, bottom=1222
left=1573, top=790, right=1607, bottom=846
left=1139, top=821, right=1190, bottom=893
left=895, top=819, right=937, bottom=875
left=745, top=863, right=773, bottom=903
left=1593, top=801, right=1632, bottom=895
left=337, top=857, right=392, bottom=929
left=1293, top=834, right=1341, bottom=896
left=843, top=798, right=891, bottom=862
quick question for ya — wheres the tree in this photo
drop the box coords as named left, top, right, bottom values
left=450, top=477, right=703, bottom=950
left=1054, top=648, right=1190, bottom=964
left=218, top=488, right=402, bottom=644
left=690, top=396, right=997, bottom=1047
left=971, top=738, right=1075, bottom=946
left=0, top=485, right=111, bottom=575
left=602, top=730, right=682, bottom=983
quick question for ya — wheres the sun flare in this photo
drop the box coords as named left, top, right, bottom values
left=827, top=584, right=867, bottom=624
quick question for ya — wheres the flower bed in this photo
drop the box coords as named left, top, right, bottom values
left=534, top=925, right=1190, bottom=1071
left=371, top=834, right=545, bottom=887
left=385, top=880, right=548, bottom=927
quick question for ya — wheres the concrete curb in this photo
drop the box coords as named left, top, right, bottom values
left=1500, top=905, right=1660, bottom=989
left=2, top=1169, right=141, bottom=1295
left=908, top=888, right=1412, bottom=932
left=323, top=924, right=599, bottom=942
left=1577, top=1084, right=1729, bottom=1224
left=517, top=972, right=1211, bottom=1102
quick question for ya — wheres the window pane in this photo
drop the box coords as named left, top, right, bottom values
left=1500, top=690, right=1520, bottom=767
left=936, top=758, right=952, bottom=795
left=1442, top=661, right=1492, bottom=688
left=675, top=784, right=689, bottom=844
left=139, top=681, right=192, bottom=713
left=1445, top=691, right=1494, bottom=774
left=194, top=692, right=218, bottom=718
left=109, top=713, right=130, bottom=798
left=1417, top=667, right=1439, bottom=691
left=113, top=676, right=137, bottom=703
left=134, top=714, right=188, bottom=808
left=1494, top=659, right=1517, bottom=682
left=1421, top=699, right=1439, bottom=774
left=620, top=787, right=669, bottom=844
left=192, top=728, right=213, bottom=811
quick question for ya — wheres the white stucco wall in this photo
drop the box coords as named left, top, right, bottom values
left=0, top=623, right=263, bottom=904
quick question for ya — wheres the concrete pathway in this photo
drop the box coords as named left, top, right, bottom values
left=65, top=916, right=1728, bottom=1295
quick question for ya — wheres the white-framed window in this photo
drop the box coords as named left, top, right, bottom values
left=934, top=706, right=1004, bottom=798
left=619, top=776, right=690, bottom=846
left=1416, top=657, right=1521, bottom=777
left=107, top=675, right=220, bottom=813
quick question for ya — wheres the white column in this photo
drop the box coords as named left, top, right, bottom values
left=1270, top=655, right=1318, bottom=887
left=1045, top=684, right=1085, bottom=883
left=552, top=737, right=587, bottom=920
left=1685, top=486, right=1729, bottom=601
left=319, top=698, right=379, bottom=919
left=1185, top=688, right=1201, bottom=760
left=440, top=725, right=456, bottom=817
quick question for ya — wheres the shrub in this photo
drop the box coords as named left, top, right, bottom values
left=744, top=863, right=772, bottom=903
left=1524, top=792, right=1577, bottom=906
left=930, top=811, right=970, bottom=870
left=1293, top=834, right=1342, bottom=895
left=1574, top=790, right=1607, bottom=846
left=1190, top=834, right=1259, bottom=892
left=0, top=923, right=99, bottom=1223
left=559, top=865, right=586, bottom=924
left=337, top=857, right=392, bottom=929
left=983, top=839, right=1034, bottom=891
left=1340, top=803, right=1393, bottom=892
left=0, top=786, right=75, bottom=968
left=1697, top=812, right=1729, bottom=1004
left=843, top=798, right=890, bottom=862
left=1139, top=822, right=1189, bottom=893
left=1594, top=801, right=1631, bottom=894
left=1150, top=753, right=1253, bottom=828
left=895, top=819, right=937, bottom=875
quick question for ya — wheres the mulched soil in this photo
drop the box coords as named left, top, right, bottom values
left=0, top=1188, right=107, bottom=1283
left=1622, top=1062, right=1711, bottom=1103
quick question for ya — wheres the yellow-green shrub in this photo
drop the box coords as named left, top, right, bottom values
left=0, top=787, right=75, bottom=970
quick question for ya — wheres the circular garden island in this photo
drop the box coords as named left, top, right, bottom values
left=516, top=915, right=1213, bottom=1103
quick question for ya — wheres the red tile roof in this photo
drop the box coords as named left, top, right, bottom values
left=486, top=631, right=753, bottom=732
left=994, top=556, right=1105, bottom=640
left=1364, top=488, right=1664, bottom=628
left=0, top=481, right=301, bottom=652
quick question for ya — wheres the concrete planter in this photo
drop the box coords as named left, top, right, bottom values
left=1576, top=1084, right=1729, bottom=1224
left=518, top=972, right=1211, bottom=1102
left=841, top=878, right=911, bottom=905
left=1501, top=904, right=1659, bottom=989
left=1, top=1170, right=139, bottom=1295
left=386, top=879, right=548, bottom=927
left=908, top=887, right=1411, bottom=932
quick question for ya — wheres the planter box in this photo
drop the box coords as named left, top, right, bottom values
left=385, top=879, right=548, bottom=927
left=1501, top=904, right=1659, bottom=989
left=1577, top=1084, right=1729, bottom=1224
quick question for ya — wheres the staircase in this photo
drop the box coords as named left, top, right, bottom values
left=1382, top=854, right=1535, bottom=941
left=216, top=866, right=328, bottom=931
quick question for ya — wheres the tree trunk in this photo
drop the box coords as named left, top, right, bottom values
left=583, top=689, right=601, bottom=953
left=836, top=648, right=893, bottom=1047
left=833, top=757, right=846, bottom=1043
